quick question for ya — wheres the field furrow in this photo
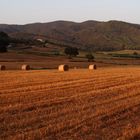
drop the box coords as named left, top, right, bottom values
left=0, top=67, right=140, bottom=139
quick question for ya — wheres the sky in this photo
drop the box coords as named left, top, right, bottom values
left=0, top=0, right=140, bottom=25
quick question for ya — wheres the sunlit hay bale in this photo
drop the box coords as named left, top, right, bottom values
left=89, top=64, right=97, bottom=70
left=0, top=65, right=6, bottom=71
left=74, top=67, right=77, bottom=70
left=58, top=64, right=69, bottom=71
left=22, top=65, right=30, bottom=70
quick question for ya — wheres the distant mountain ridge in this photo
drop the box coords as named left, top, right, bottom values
left=0, top=20, right=140, bottom=51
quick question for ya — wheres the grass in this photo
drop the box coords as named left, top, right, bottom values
left=79, top=50, right=140, bottom=60
left=109, top=53, right=140, bottom=58
left=0, top=67, right=140, bottom=139
left=17, top=51, right=59, bottom=57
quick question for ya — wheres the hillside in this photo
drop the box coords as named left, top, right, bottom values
left=1, top=20, right=140, bottom=51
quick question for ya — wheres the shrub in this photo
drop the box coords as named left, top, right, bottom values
left=133, top=51, right=138, bottom=55
left=86, top=53, right=94, bottom=62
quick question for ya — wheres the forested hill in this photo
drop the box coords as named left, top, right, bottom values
left=0, top=20, right=140, bottom=51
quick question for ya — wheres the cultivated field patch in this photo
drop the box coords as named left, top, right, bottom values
left=0, top=67, right=140, bottom=139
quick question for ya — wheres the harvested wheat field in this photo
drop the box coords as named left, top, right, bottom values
left=0, top=67, right=140, bottom=140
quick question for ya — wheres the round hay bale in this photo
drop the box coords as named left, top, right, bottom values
left=89, top=64, right=97, bottom=70
left=58, top=65, right=69, bottom=71
left=22, top=65, right=30, bottom=70
left=74, top=67, right=77, bottom=70
left=0, top=65, right=6, bottom=71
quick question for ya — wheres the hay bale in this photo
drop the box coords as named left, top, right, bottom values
left=0, top=65, right=6, bottom=71
left=22, top=65, right=30, bottom=70
left=58, top=65, right=69, bottom=71
left=74, top=67, right=77, bottom=70
left=89, top=64, right=97, bottom=70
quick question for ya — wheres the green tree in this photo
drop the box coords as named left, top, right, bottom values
left=133, top=51, right=138, bottom=55
left=0, top=32, right=10, bottom=52
left=86, top=53, right=94, bottom=62
left=64, top=47, right=79, bottom=58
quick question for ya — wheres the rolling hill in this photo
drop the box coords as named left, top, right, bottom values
left=0, top=20, right=140, bottom=51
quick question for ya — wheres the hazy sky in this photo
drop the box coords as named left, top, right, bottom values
left=0, top=0, right=140, bottom=24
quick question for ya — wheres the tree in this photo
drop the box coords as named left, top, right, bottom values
left=133, top=51, right=138, bottom=55
left=86, top=53, right=94, bottom=62
left=64, top=47, right=79, bottom=58
left=0, top=32, right=10, bottom=53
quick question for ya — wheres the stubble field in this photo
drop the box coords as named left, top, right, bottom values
left=0, top=67, right=140, bottom=140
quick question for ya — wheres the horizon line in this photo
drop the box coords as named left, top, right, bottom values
left=0, top=19, right=139, bottom=26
